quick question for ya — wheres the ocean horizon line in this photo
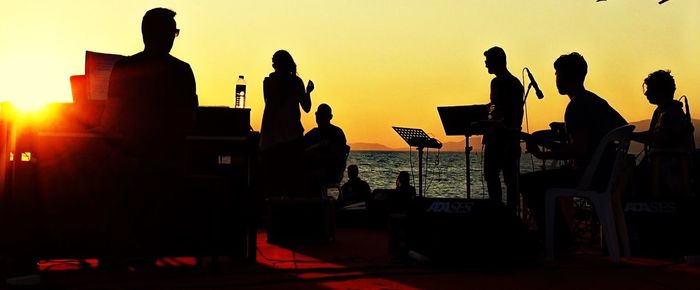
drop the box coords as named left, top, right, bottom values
left=349, top=118, right=700, bottom=153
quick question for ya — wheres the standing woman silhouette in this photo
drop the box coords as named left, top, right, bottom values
left=259, top=50, right=314, bottom=196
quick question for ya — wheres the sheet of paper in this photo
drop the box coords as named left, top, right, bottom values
left=85, top=51, right=124, bottom=100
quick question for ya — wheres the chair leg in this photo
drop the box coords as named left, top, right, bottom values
left=612, top=197, right=631, bottom=257
left=591, top=197, right=620, bottom=263
left=545, top=193, right=557, bottom=260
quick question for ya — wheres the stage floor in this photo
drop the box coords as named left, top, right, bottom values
left=29, top=228, right=700, bottom=290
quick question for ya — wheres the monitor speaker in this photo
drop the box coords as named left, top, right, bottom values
left=398, top=198, right=540, bottom=266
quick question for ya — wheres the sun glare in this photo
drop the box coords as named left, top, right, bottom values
left=11, top=99, right=51, bottom=113
left=0, top=99, right=59, bottom=123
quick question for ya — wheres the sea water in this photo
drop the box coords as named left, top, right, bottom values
left=345, top=151, right=542, bottom=200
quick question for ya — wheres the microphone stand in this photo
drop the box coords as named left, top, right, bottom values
left=464, top=135, right=471, bottom=199
left=522, top=83, right=534, bottom=106
left=518, top=70, right=537, bottom=216
left=418, top=145, right=425, bottom=197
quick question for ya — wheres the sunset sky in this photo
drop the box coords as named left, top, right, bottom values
left=1, top=0, right=698, bottom=149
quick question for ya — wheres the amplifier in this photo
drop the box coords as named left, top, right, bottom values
left=624, top=198, right=700, bottom=257
left=397, top=198, right=539, bottom=266
left=193, top=107, right=250, bottom=136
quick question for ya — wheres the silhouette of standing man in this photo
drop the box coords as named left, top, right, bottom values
left=482, top=47, right=524, bottom=212
left=104, top=7, right=198, bottom=159
left=102, top=7, right=198, bottom=256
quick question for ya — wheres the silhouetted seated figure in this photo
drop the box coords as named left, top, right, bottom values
left=632, top=70, right=695, bottom=199
left=520, top=53, right=627, bottom=254
left=303, top=103, right=348, bottom=195
left=392, top=171, right=416, bottom=213
left=366, top=171, right=416, bottom=230
left=100, top=8, right=198, bottom=265
left=340, top=165, right=372, bottom=206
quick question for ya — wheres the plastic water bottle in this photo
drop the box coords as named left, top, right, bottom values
left=235, top=75, right=246, bottom=108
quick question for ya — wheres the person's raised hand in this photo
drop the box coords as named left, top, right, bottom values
left=306, top=80, right=315, bottom=93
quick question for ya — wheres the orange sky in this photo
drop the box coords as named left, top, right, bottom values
left=1, top=0, right=698, bottom=148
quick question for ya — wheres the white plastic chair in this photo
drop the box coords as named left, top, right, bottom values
left=323, top=145, right=351, bottom=199
left=546, top=124, right=635, bottom=263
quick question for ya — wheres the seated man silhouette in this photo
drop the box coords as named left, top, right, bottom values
left=520, top=52, right=627, bottom=252
left=341, top=165, right=372, bottom=206
left=304, top=103, right=348, bottom=195
left=632, top=70, right=695, bottom=199
left=365, top=171, right=416, bottom=221
left=100, top=7, right=198, bottom=261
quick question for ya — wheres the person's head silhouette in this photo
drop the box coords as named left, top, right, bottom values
left=643, top=70, right=676, bottom=105
left=142, top=8, right=179, bottom=54
left=396, top=171, right=410, bottom=188
left=315, top=103, right=333, bottom=128
left=484, top=46, right=507, bottom=75
left=554, top=52, right=587, bottom=95
left=272, top=50, right=297, bottom=75
left=347, top=165, right=359, bottom=179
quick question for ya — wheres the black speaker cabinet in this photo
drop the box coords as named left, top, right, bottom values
left=400, top=198, right=539, bottom=266
left=624, top=198, right=700, bottom=258
left=267, top=197, right=336, bottom=245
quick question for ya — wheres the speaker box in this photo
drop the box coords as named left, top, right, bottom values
left=399, top=198, right=539, bottom=266
left=194, top=107, right=250, bottom=136
left=624, top=198, right=700, bottom=258
left=267, top=197, right=336, bottom=245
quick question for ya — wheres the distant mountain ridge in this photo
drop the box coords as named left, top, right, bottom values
left=349, top=119, right=700, bottom=152
left=348, top=142, right=396, bottom=151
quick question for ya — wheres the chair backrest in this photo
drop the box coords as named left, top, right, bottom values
left=329, top=144, right=351, bottom=185
left=577, top=124, right=635, bottom=192
left=324, top=145, right=351, bottom=199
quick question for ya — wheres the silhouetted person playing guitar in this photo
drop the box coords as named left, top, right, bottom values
left=632, top=70, right=695, bottom=198
left=520, top=52, right=626, bottom=253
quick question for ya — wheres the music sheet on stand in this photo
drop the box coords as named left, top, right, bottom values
left=85, top=51, right=124, bottom=101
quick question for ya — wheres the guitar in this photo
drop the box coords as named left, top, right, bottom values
left=520, top=130, right=565, bottom=151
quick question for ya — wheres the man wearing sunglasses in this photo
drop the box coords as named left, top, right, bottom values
left=102, top=8, right=198, bottom=264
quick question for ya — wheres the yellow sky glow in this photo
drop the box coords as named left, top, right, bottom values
left=1, top=0, right=698, bottom=148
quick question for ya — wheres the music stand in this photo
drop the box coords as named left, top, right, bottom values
left=437, top=105, right=489, bottom=199
left=392, top=127, right=441, bottom=197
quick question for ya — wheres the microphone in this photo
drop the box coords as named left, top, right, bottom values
left=681, top=95, right=691, bottom=121
left=525, top=68, right=545, bottom=100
